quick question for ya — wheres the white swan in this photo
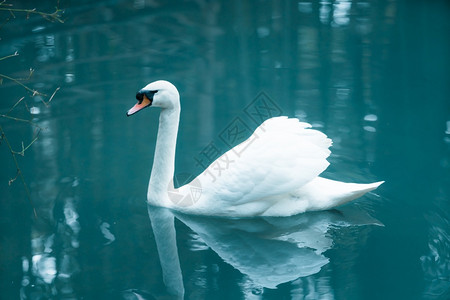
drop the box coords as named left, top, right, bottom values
left=127, top=80, right=383, bottom=217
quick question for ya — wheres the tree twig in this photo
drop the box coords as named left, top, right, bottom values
left=7, top=96, right=25, bottom=114
left=0, top=125, right=38, bottom=218
left=0, top=114, right=44, bottom=130
left=0, top=50, right=18, bottom=61
left=0, top=1, right=64, bottom=23
left=42, top=86, right=60, bottom=107
left=12, top=129, right=41, bottom=156
left=0, top=1, right=64, bottom=219
left=0, top=73, right=45, bottom=96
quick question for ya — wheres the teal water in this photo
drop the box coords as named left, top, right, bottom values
left=1, top=0, right=449, bottom=299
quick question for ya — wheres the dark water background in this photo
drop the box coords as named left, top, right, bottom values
left=1, top=0, right=449, bottom=299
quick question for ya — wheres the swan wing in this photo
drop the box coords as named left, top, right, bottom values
left=197, top=117, right=332, bottom=205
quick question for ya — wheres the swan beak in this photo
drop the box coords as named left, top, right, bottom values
left=127, top=95, right=152, bottom=116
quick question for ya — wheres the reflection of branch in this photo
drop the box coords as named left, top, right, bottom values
left=0, top=125, right=37, bottom=218
left=0, top=1, right=64, bottom=23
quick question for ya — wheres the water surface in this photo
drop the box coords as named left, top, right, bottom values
left=1, top=0, right=449, bottom=299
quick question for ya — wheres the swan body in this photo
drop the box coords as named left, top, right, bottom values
left=127, top=80, right=383, bottom=217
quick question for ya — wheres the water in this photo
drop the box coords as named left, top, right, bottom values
left=1, top=0, right=449, bottom=299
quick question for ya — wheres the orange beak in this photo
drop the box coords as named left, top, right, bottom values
left=126, top=95, right=152, bottom=116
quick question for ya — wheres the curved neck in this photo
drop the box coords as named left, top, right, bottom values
left=148, top=106, right=180, bottom=205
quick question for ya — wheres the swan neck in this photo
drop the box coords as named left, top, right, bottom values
left=148, top=106, right=180, bottom=205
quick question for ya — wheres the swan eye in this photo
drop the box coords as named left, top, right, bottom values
left=136, top=92, right=143, bottom=103
left=136, top=90, right=157, bottom=104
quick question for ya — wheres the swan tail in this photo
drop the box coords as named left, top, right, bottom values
left=346, top=180, right=384, bottom=201
left=328, top=180, right=384, bottom=209
left=294, top=178, right=384, bottom=211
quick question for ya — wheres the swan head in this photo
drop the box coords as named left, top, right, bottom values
left=126, top=80, right=180, bottom=116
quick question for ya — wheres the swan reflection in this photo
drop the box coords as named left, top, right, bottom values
left=147, top=204, right=382, bottom=297
left=147, top=206, right=185, bottom=299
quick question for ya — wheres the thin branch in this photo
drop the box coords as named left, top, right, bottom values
left=0, top=125, right=37, bottom=218
left=0, top=1, right=63, bottom=220
left=0, top=73, right=45, bottom=96
left=0, top=2, right=64, bottom=23
left=42, top=86, right=60, bottom=107
left=0, top=51, right=18, bottom=62
left=12, top=129, right=41, bottom=156
left=0, top=114, right=44, bottom=129
left=7, top=96, right=25, bottom=114
left=0, top=11, right=12, bottom=30
left=26, top=68, right=34, bottom=80
left=8, top=168, right=19, bottom=185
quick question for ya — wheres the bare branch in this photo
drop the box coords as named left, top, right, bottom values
left=0, top=51, right=18, bottom=62
left=0, top=2, right=64, bottom=23
left=0, top=114, right=44, bottom=130
left=12, top=129, right=41, bottom=156
left=0, top=125, right=38, bottom=218
left=8, top=169, right=19, bottom=185
left=42, top=86, right=60, bottom=107
left=0, top=1, right=64, bottom=219
left=7, top=96, right=25, bottom=114
left=0, top=73, right=46, bottom=96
